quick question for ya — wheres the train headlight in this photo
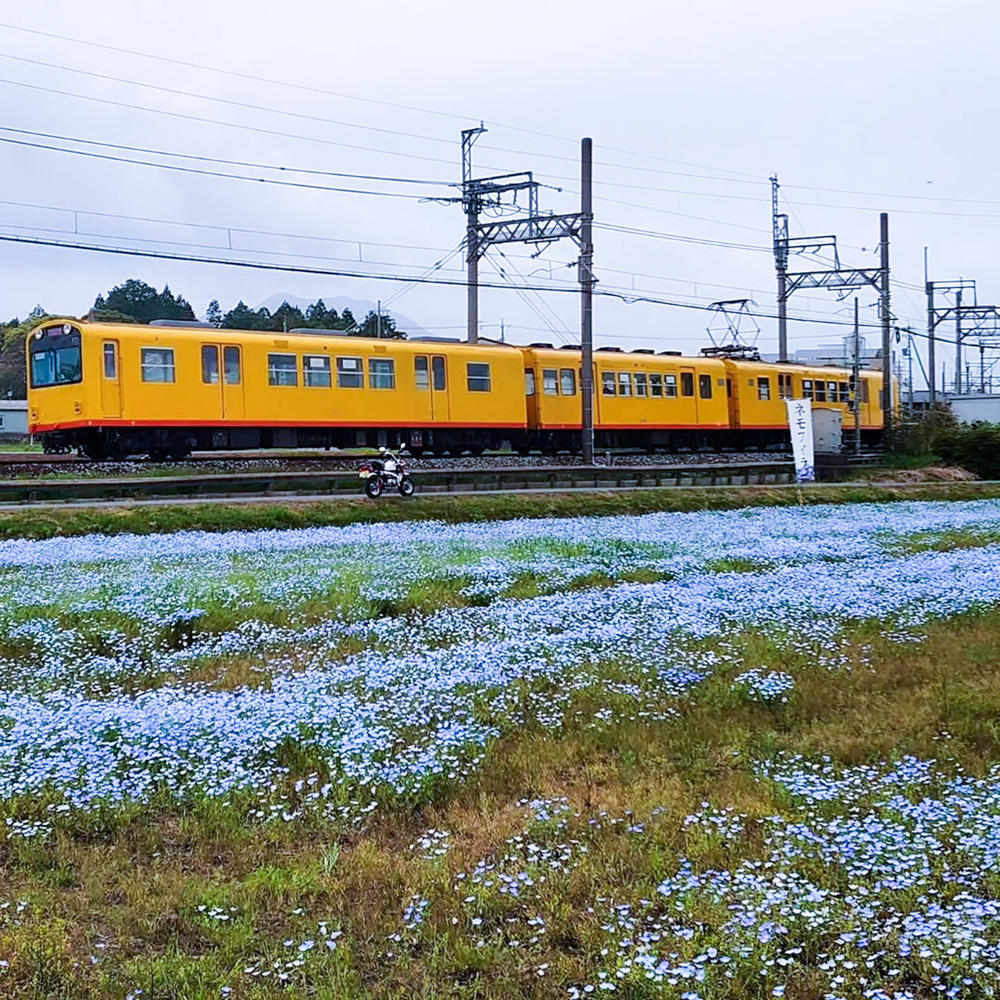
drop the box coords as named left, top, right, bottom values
left=32, top=330, right=43, bottom=340
left=62, top=324, right=72, bottom=335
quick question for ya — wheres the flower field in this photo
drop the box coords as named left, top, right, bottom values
left=4, top=500, right=1000, bottom=998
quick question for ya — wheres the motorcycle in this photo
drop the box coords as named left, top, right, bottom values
left=358, top=446, right=416, bottom=498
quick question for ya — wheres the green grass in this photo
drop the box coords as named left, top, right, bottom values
left=4, top=609, right=1000, bottom=997
left=1, top=480, right=1000, bottom=541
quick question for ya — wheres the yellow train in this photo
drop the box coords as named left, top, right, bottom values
left=26, top=319, right=887, bottom=458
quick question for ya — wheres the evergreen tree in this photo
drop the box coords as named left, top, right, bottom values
left=93, top=280, right=195, bottom=323
left=221, top=301, right=259, bottom=329
left=269, top=301, right=306, bottom=332
left=0, top=306, right=51, bottom=398
left=305, top=299, right=339, bottom=328
left=357, top=309, right=405, bottom=339
left=205, top=300, right=223, bottom=327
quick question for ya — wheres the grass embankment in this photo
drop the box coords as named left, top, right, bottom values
left=3, top=480, right=1000, bottom=540
left=3, top=607, right=1000, bottom=999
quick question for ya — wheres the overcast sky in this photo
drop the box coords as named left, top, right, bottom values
left=1, top=0, right=998, bottom=385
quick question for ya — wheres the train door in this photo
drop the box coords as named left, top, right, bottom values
left=726, top=367, right=740, bottom=429
left=430, top=354, right=450, bottom=422
left=680, top=366, right=698, bottom=424
left=524, top=365, right=538, bottom=428
left=100, top=339, right=122, bottom=418
left=413, top=355, right=434, bottom=426
left=221, top=345, right=245, bottom=420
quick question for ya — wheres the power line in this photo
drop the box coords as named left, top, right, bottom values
left=0, top=134, right=441, bottom=199
left=0, top=127, right=452, bottom=186
left=0, top=77, right=459, bottom=166
left=0, top=51, right=460, bottom=151
left=0, top=21, right=766, bottom=184
left=594, top=221, right=770, bottom=253
left=0, top=231, right=889, bottom=331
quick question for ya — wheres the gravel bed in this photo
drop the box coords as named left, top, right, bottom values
left=0, top=450, right=794, bottom=480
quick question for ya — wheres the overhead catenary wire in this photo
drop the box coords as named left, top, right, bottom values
left=0, top=127, right=453, bottom=186
left=0, top=232, right=893, bottom=332
left=0, top=134, right=446, bottom=200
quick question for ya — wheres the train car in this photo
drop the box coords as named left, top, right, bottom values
left=27, top=320, right=528, bottom=458
left=520, top=344, right=731, bottom=451
left=723, top=358, right=887, bottom=448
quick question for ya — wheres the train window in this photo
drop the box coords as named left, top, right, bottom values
left=698, top=374, right=712, bottom=399
left=369, top=358, right=396, bottom=390
left=635, top=372, right=648, bottom=397
left=664, top=374, right=678, bottom=398
left=779, top=372, right=794, bottom=400
left=814, top=381, right=827, bottom=402
left=29, top=326, right=82, bottom=388
left=337, top=357, right=363, bottom=388
left=432, top=356, right=447, bottom=391
left=861, top=379, right=870, bottom=403
left=560, top=368, right=576, bottom=396
left=524, top=369, right=536, bottom=395
left=650, top=372, right=663, bottom=397
left=103, top=343, right=117, bottom=379
left=602, top=371, right=615, bottom=396
left=201, top=345, right=220, bottom=384
left=141, top=348, right=176, bottom=384
left=467, top=362, right=491, bottom=392
left=757, top=375, right=771, bottom=401
left=827, top=381, right=838, bottom=400
left=680, top=372, right=694, bottom=397
left=415, top=356, right=429, bottom=390
left=304, top=355, right=332, bottom=388
left=224, top=346, right=241, bottom=385
left=839, top=382, right=850, bottom=402
left=802, top=378, right=814, bottom=400
left=543, top=368, right=559, bottom=395
left=268, top=353, right=298, bottom=387
left=617, top=372, right=632, bottom=396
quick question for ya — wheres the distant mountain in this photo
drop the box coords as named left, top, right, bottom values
left=253, top=293, right=433, bottom=338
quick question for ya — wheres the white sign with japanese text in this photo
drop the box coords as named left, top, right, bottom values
left=786, top=399, right=815, bottom=483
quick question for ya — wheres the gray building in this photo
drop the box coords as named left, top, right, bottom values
left=0, top=400, right=29, bottom=439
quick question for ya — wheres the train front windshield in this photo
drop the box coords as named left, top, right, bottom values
left=29, top=325, right=82, bottom=388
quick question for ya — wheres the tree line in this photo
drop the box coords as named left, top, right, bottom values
left=1, top=279, right=406, bottom=398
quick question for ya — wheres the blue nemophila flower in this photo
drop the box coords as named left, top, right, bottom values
left=731, top=669, right=794, bottom=704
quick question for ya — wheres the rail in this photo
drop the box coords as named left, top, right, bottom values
left=0, top=461, right=800, bottom=505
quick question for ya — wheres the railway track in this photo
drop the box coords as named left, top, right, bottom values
left=0, top=459, right=805, bottom=505
left=0, top=446, right=866, bottom=478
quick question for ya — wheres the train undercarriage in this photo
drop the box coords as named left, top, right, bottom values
left=42, top=423, right=884, bottom=461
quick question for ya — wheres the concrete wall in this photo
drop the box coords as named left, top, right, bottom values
left=950, top=395, right=1000, bottom=425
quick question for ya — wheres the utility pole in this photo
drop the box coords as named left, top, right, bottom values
left=927, top=277, right=1000, bottom=398
left=771, top=176, right=789, bottom=361
left=908, top=328, right=914, bottom=408
left=580, top=138, right=595, bottom=465
left=454, top=129, right=595, bottom=453
left=462, top=125, right=486, bottom=344
left=773, top=198, right=886, bottom=377
left=925, top=248, right=936, bottom=405
left=954, top=286, right=963, bottom=396
left=852, top=297, right=861, bottom=456
left=879, top=213, right=892, bottom=444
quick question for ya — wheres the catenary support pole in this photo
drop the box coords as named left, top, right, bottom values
left=580, top=138, right=595, bottom=465
left=853, top=297, right=861, bottom=456
left=954, top=287, right=963, bottom=396
left=926, top=278, right=936, bottom=405
left=879, top=213, right=893, bottom=444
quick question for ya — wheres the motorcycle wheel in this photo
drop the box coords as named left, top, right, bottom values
left=398, top=476, right=415, bottom=497
left=365, top=477, right=384, bottom=498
